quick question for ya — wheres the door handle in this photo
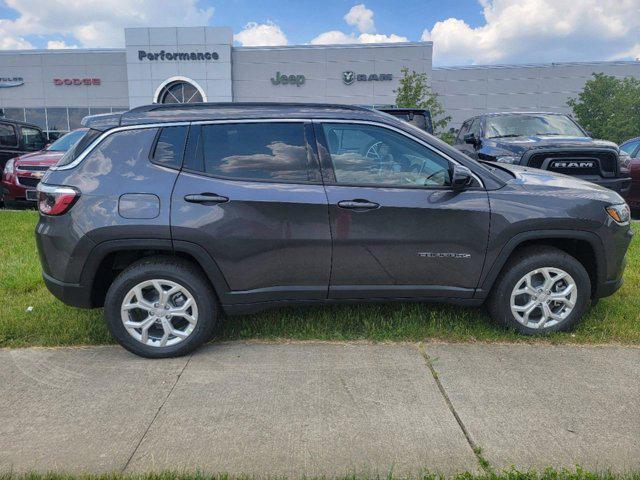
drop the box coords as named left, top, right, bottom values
left=184, top=193, right=229, bottom=204
left=337, top=199, right=380, bottom=211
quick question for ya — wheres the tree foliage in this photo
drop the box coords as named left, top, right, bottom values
left=568, top=73, right=640, bottom=144
left=395, top=67, right=451, bottom=136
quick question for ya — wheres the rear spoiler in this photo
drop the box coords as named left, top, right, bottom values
left=80, top=112, right=125, bottom=131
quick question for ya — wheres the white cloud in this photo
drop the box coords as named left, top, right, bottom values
left=344, top=4, right=375, bottom=34
left=0, top=0, right=214, bottom=49
left=311, top=3, right=407, bottom=45
left=422, top=0, right=640, bottom=65
left=234, top=21, right=288, bottom=46
left=0, top=29, right=33, bottom=49
left=46, top=40, right=78, bottom=49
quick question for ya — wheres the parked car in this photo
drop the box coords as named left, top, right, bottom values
left=453, top=112, right=631, bottom=195
left=376, top=108, right=433, bottom=134
left=619, top=136, right=640, bottom=210
left=0, top=119, right=46, bottom=173
left=35, top=103, right=632, bottom=358
left=2, top=129, right=87, bottom=208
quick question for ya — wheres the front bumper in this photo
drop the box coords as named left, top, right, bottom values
left=589, top=176, right=632, bottom=195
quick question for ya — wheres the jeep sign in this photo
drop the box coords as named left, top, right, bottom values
left=271, top=72, right=305, bottom=87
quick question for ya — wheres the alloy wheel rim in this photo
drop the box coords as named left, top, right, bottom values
left=510, top=267, right=577, bottom=330
left=120, top=279, right=198, bottom=347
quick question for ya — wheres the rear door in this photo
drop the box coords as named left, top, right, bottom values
left=171, top=120, right=332, bottom=305
left=315, top=120, right=490, bottom=300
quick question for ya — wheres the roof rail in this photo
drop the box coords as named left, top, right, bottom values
left=126, top=102, right=375, bottom=114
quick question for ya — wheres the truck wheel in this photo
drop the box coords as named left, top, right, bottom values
left=104, top=256, right=218, bottom=358
left=487, top=246, right=591, bottom=334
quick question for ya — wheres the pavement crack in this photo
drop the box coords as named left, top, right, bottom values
left=121, top=354, right=193, bottom=473
left=418, top=343, right=494, bottom=475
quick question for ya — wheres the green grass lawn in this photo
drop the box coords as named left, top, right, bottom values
left=0, top=209, right=638, bottom=348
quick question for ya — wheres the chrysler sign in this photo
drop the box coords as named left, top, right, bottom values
left=138, top=50, right=219, bottom=61
left=0, top=77, right=24, bottom=88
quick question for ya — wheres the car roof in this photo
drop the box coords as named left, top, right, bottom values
left=82, top=102, right=396, bottom=130
left=621, top=136, right=640, bottom=145
left=464, top=111, right=569, bottom=122
left=0, top=118, right=42, bottom=130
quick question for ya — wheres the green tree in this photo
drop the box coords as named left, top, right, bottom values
left=568, top=73, right=640, bottom=144
left=395, top=67, right=452, bottom=140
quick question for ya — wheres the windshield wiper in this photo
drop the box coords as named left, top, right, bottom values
left=488, top=134, right=521, bottom=139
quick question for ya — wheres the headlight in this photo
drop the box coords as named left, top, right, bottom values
left=618, top=151, right=631, bottom=174
left=605, top=203, right=631, bottom=225
left=3, top=158, right=15, bottom=175
left=495, top=155, right=520, bottom=164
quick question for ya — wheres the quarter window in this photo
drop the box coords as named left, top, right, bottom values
left=0, top=123, right=17, bottom=147
left=620, top=140, right=640, bottom=157
left=21, top=127, right=46, bottom=150
left=455, top=121, right=470, bottom=144
left=197, top=122, right=310, bottom=182
left=152, top=126, right=188, bottom=169
left=322, top=123, right=452, bottom=187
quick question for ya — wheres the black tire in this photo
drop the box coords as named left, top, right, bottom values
left=104, top=256, right=218, bottom=358
left=487, top=246, right=591, bottom=335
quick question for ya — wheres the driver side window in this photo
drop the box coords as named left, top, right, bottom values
left=322, top=123, right=452, bottom=187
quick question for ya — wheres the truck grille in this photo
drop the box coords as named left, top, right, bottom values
left=527, top=150, right=617, bottom=177
left=17, top=165, right=49, bottom=172
left=18, top=177, right=41, bottom=188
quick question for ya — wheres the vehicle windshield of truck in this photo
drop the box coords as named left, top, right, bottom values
left=485, top=114, right=585, bottom=139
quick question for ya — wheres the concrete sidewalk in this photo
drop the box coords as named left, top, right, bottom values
left=0, top=342, right=639, bottom=477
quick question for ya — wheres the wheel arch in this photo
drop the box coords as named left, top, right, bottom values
left=478, top=230, right=605, bottom=299
left=80, top=239, right=230, bottom=308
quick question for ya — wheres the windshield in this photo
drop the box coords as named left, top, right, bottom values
left=485, top=114, right=585, bottom=139
left=47, top=129, right=87, bottom=151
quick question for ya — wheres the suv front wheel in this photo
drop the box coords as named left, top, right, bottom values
left=487, top=246, right=591, bottom=334
left=104, top=257, right=218, bottom=358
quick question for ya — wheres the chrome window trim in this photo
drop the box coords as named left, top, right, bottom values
left=50, top=117, right=483, bottom=189
left=313, top=118, right=485, bottom=188
left=50, top=121, right=190, bottom=171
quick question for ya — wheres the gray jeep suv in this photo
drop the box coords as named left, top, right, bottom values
left=35, top=103, right=633, bottom=358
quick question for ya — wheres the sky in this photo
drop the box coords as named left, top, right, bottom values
left=0, top=0, right=639, bottom=66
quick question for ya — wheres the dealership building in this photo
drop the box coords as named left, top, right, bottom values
left=1, top=26, right=639, bottom=137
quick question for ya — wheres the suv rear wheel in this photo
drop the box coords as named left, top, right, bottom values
left=104, top=257, right=218, bottom=358
left=487, top=246, right=591, bottom=334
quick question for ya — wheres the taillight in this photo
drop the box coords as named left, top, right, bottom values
left=37, top=184, right=80, bottom=216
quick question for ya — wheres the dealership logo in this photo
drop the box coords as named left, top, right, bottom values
left=271, top=72, right=305, bottom=87
left=0, top=77, right=24, bottom=88
left=342, top=71, right=392, bottom=85
left=550, top=160, right=596, bottom=169
left=53, top=78, right=101, bottom=86
left=138, top=50, right=219, bottom=61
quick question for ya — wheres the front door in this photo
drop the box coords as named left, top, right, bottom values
left=315, top=121, right=490, bottom=300
left=171, top=121, right=332, bottom=305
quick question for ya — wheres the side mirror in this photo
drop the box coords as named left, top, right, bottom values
left=464, top=133, right=478, bottom=146
left=451, top=165, right=474, bottom=190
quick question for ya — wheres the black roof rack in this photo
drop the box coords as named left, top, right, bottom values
left=127, top=102, right=375, bottom=114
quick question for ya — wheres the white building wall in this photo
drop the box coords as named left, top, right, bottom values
left=232, top=42, right=433, bottom=105
left=431, top=61, right=640, bottom=129
left=125, top=26, right=233, bottom=108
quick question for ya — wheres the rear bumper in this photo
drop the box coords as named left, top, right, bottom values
left=42, top=271, right=93, bottom=308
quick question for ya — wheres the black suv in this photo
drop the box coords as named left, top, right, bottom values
left=0, top=118, right=46, bottom=171
left=36, top=103, right=633, bottom=358
left=454, top=112, right=631, bottom=195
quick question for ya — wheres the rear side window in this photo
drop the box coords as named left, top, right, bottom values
left=152, top=126, right=188, bottom=169
left=21, top=127, right=46, bottom=150
left=195, top=122, right=310, bottom=182
left=0, top=123, right=17, bottom=147
left=55, top=128, right=103, bottom=168
left=455, top=121, right=470, bottom=144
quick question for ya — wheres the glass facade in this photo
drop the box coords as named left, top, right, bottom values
left=0, top=106, right=129, bottom=139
